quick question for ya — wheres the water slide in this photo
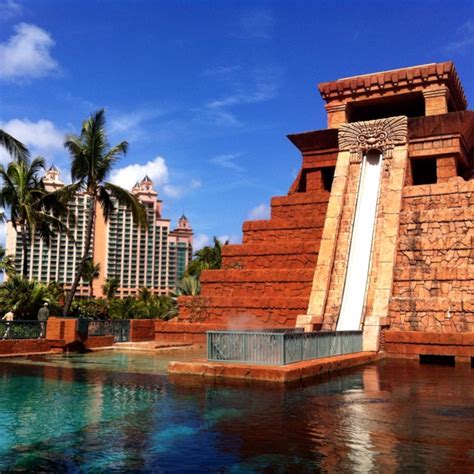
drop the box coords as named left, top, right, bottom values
left=337, top=150, right=382, bottom=331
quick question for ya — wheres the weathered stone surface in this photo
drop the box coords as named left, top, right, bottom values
left=177, top=63, right=474, bottom=342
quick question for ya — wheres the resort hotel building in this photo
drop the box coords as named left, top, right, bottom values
left=5, top=167, right=193, bottom=297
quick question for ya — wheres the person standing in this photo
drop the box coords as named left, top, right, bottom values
left=37, top=302, right=49, bottom=338
left=2, top=309, right=15, bottom=339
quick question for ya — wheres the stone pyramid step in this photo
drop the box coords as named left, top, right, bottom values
left=222, top=241, right=320, bottom=269
left=200, top=268, right=313, bottom=298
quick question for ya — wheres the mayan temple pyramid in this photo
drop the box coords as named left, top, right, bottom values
left=179, top=62, right=473, bottom=355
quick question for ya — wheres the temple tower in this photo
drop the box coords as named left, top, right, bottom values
left=179, top=62, right=473, bottom=357
left=296, top=62, right=472, bottom=351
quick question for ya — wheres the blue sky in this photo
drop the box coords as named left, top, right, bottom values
left=1, top=0, right=473, bottom=250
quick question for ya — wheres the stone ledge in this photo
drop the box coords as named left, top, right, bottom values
left=168, top=351, right=381, bottom=383
left=201, top=269, right=314, bottom=283
left=222, top=241, right=320, bottom=257
left=243, top=218, right=324, bottom=231
left=384, top=330, right=474, bottom=345
left=271, top=192, right=330, bottom=206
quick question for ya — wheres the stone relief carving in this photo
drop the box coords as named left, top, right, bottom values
left=338, top=116, right=408, bottom=162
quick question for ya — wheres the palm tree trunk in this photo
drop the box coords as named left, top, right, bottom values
left=21, top=224, right=28, bottom=278
left=63, top=196, right=96, bottom=316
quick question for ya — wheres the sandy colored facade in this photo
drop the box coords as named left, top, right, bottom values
left=179, top=61, right=473, bottom=354
left=6, top=170, right=193, bottom=297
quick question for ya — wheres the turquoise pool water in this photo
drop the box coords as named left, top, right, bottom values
left=0, top=351, right=473, bottom=472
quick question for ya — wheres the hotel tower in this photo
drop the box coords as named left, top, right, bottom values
left=5, top=167, right=193, bottom=297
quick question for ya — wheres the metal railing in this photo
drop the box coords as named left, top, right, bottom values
left=207, top=330, right=363, bottom=365
left=87, top=320, right=130, bottom=342
left=0, top=321, right=46, bottom=340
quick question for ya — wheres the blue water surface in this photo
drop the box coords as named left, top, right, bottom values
left=0, top=351, right=473, bottom=472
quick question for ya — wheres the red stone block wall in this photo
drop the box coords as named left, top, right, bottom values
left=390, top=180, right=474, bottom=332
left=154, top=321, right=226, bottom=346
left=384, top=330, right=474, bottom=360
left=46, top=317, right=78, bottom=343
left=178, top=184, right=331, bottom=327
left=0, top=339, right=53, bottom=355
left=84, top=336, right=115, bottom=348
left=130, top=319, right=155, bottom=342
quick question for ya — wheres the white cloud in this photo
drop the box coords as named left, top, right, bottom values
left=193, top=233, right=210, bottom=250
left=210, top=153, right=244, bottom=172
left=0, top=23, right=59, bottom=80
left=110, top=156, right=169, bottom=191
left=247, top=203, right=270, bottom=220
left=0, top=0, right=22, bottom=21
left=0, top=118, right=64, bottom=165
left=0, top=118, right=63, bottom=150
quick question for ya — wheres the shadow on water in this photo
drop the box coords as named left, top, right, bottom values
left=0, top=354, right=472, bottom=472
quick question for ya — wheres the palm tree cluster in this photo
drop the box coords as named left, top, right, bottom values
left=175, top=237, right=228, bottom=296
left=71, top=287, right=176, bottom=321
left=0, top=276, right=62, bottom=319
left=0, top=110, right=146, bottom=318
left=0, top=157, right=70, bottom=276
left=0, top=111, right=227, bottom=320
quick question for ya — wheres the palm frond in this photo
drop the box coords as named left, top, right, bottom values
left=102, top=182, right=147, bottom=227
left=0, top=129, right=29, bottom=163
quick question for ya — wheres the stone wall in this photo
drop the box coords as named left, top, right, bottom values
left=178, top=188, right=330, bottom=327
left=390, top=180, right=474, bottom=332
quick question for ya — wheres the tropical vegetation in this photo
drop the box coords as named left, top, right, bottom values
left=62, top=109, right=147, bottom=315
left=185, top=236, right=228, bottom=278
left=0, top=129, right=29, bottom=163
left=0, top=276, right=62, bottom=319
left=0, top=125, right=230, bottom=323
left=0, top=156, right=70, bottom=276
left=81, top=258, right=101, bottom=298
left=102, top=277, right=119, bottom=300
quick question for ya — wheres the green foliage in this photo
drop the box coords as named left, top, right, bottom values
left=0, top=129, right=29, bottom=163
left=108, top=297, right=136, bottom=320
left=107, top=289, right=177, bottom=321
left=81, top=258, right=101, bottom=297
left=186, top=236, right=228, bottom=278
left=102, top=277, right=119, bottom=299
left=0, top=244, right=15, bottom=278
left=133, top=294, right=176, bottom=320
left=0, top=156, right=70, bottom=276
left=0, top=276, right=62, bottom=319
left=63, top=109, right=147, bottom=315
left=71, top=298, right=109, bottom=320
left=175, top=275, right=201, bottom=296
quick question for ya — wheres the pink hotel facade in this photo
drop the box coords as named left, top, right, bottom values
left=6, top=167, right=193, bottom=297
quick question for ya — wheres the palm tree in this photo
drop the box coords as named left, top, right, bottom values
left=0, top=252, right=16, bottom=278
left=186, top=236, right=228, bottom=277
left=0, top=157, right=69, bottom=277
left=81, top=258, right=100, bottom=298
left=62, top=109, right=147, bottom=315
left=0, top=275, right=61, bottom=319
left=175, top=275, right=201, bottom=296
left=0, top=129, right=29, bottom=163
left=102, top=277, right=119, bottom=299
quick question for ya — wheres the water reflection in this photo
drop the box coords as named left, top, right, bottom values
left=0, top=354, right=472, bottom=472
